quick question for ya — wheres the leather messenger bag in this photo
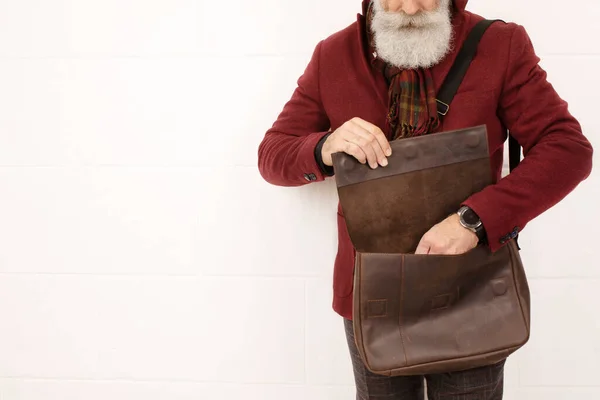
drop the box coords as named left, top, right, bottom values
left=331, top=21, right=530, bottom=376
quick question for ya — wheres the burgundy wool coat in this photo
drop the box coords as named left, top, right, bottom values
left=257, top=0, right=594, bottom=320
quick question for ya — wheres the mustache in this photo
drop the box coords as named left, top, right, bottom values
left=377, top=11, right=445, bottom=28
left=372, top=0, right=450, bottom=28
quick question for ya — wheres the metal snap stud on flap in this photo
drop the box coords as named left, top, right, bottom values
left=339, top=154, right=357, bottom=170
left=403, top=144, right=418, bottom=159
left=466, top=133, right=481, bottom=148
left=491, top=278, right=508, bottom=296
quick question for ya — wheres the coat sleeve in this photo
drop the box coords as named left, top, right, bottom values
left=257, top=40, right=332, bottom=187
left=462, top=24, right=594, bottom=252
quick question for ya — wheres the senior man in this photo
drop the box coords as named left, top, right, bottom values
left=257, top=1, right=593, bottom=398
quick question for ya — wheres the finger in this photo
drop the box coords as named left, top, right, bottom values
left=351, top=117, right=392, bottom=157
left=326, top=129, right=367, bottom=164
left=427, top=244, right=445, bottom=255
left=414, top=241, right=430, bottom=255
left=428, top=244, right=456, bottom=255
left=346, top=121, right=388, bottom=168
left=341, top=123, right=381, bottom=169
left=341, top=140, right=368, bottom=165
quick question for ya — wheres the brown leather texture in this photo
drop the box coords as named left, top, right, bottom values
left=332, top=125, right=530, bottom=376
left=335, top=125, right=491, bottom=254
left=335, top=125, right=490, bottom=189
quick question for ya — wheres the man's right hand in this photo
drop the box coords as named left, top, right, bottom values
left=321, top=117, right=392, bottom=169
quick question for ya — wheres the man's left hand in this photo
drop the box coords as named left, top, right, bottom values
left=415, top=213, right=479, bottom=255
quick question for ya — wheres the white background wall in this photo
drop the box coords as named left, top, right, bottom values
left=0, top=0, right=597, bottom=399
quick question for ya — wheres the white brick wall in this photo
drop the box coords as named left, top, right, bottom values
left=0, top=1, right=597, bottom=399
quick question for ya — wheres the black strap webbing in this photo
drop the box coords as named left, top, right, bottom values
left=436, top=19, right=522, bottom=173
left=508, top=135, right=521, bottom=172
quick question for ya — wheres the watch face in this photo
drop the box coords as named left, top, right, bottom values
left=462, top=208, right=481, bottom=226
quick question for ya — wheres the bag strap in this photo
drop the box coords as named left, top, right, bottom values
left=436, top=19, right=522, bottom=172
left=508, top=134, right=521, bottom=172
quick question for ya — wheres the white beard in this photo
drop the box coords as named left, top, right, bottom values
left=370, top=0, right=453, bottom=69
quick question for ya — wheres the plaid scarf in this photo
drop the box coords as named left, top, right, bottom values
left=366, top=2, right=440, bottom=140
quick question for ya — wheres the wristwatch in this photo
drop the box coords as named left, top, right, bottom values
left=457, top=206, right=486, bottom=243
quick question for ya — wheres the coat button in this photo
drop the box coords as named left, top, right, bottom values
left=304, top=173, right=317, bottom=182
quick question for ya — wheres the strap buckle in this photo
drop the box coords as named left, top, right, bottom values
left=436, top=99, right=450, bottom=116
